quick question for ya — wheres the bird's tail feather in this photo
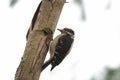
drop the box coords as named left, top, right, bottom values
left=41, top=58, right=53, bottom=72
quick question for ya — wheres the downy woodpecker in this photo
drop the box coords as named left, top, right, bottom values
left=42, top=28, right=74, bottom=71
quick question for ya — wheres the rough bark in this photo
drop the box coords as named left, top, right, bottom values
left=15, top=0, right=66, bottom=80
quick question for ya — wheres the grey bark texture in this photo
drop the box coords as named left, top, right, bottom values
left=15, top=0, right=66, bottom=80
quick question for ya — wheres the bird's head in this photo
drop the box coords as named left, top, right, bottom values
left=57, top=28, right=74, bottom=36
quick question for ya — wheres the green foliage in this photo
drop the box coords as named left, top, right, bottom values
left=9, top=0, right=18, bottom=7
left=74, top=0, right=82, bottom=5
left=90, top=67, right=120, bottom=80
left=104, top=67, right=120, bottom=80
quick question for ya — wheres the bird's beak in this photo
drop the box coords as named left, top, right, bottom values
left=57, top=29, right=62, bottom=32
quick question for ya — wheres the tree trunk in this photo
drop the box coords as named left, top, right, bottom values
left=15, top=0, right=66, bottom=80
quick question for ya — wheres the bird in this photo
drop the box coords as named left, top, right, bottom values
left=41, top=28, right=75, bottom=71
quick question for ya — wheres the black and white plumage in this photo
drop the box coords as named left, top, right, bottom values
left=41, top=28, right=74, bottom=71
